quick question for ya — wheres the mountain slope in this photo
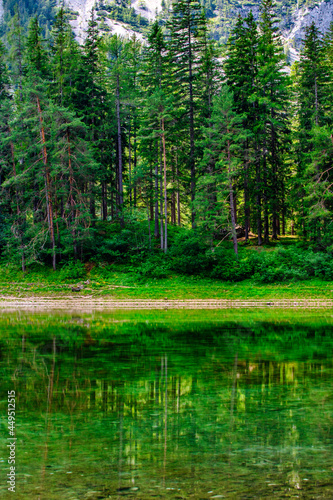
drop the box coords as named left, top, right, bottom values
left=1, top=0, right=332, bottom=54
left=62, top=0, right=333, bottom=51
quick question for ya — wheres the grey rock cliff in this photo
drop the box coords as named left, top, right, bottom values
left=58, top=0, right=333, bottom=49
left=284, top=1, right=333, bottom=47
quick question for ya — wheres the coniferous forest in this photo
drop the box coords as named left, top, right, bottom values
left=1, top=0, right=333, bottom=283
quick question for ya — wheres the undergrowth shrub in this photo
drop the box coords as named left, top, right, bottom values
left=134, top=257, right=170, bottom=279
left=250, top=246, right=333, bottom=282
left=209, top=248, right=254, bottom=281
left=58, top=261, right=86, bottom=281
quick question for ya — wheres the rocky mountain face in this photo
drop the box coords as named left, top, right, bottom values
left=60, top=0, right=163, bottom=42
left=1, top=0, right=332, bottom=55
left=283, top=1, right=333, bottom=48
left=63, top=0, right=333, bottom=52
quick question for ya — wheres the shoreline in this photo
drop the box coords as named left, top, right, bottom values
left=0, top=296, right=332, bottom=311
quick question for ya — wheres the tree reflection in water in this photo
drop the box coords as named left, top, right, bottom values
left=0, top=310, right=332, bottom=499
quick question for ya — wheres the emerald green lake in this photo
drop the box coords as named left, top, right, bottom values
left=0, top=309, right=333, bottom=499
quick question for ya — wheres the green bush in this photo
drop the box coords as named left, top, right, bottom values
left=58, top=261, right=86, bottom=281
left=135, top=257, right=170, bottom=279
left=207, top=248, right=252, bottom=281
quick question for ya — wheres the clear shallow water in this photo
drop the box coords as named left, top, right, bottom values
left=0, top=310, right=333, bottom=499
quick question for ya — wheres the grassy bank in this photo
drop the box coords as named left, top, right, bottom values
left=1, top=237, right=333, bottom=301
left=0, top=268, right=332, bottom=300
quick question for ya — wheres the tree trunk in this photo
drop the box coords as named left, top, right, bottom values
left=134, top=114, right=137, bottom=208
left=150, top=170, right=154, bottom=222
left=271, top=115, right=278, bottom=240
left=228, top=139, right=238, bottom=255
left=37, top=96, right=56, bottom=270
left=154, top=141, right=159, bottom=238
left=160, top=137, right=164, bottom=250
left=176, top=157, right=181, bottom=227
left=244, top=143, right=250, bottom=242
left=9, top=132, right=25, bottom=271
left=256, top=146, right=263, bottom=246
left=263, top=143, right=269, bottom=243
left=102, top=182, right=107, bottom=221
left=188, top=19, right=196, bottom=229
left=146, top=189, right=152, bottom=250
left=89, top=181, right=95, bottom=224
left=171, top=191, right=176, bottom=225
left=162, top=117, right=168, bottom=253
left=233, top=184, right=237, bottom=225
left=116, top=74, right=124, bottom=225
left=67, top=129, right=77, bottom=257
left=128, top=121, right=132, bottom=207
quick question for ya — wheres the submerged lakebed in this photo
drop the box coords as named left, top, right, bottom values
left=0, top=309, right=332, bottom=499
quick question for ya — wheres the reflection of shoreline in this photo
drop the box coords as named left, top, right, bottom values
left=0, top=297, right=331, bottom=311
left=2, top=319, right=333, bottom=499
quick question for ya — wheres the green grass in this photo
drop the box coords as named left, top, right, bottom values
left=0, top=265, right=331, bottom=300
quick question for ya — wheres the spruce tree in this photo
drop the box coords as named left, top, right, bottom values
left=0, top=42, right=15, bottom=260
left=199, top=86, right=247, bottom=254
left=293, top=23, right=331, bottom=240
left=26, top=16, right=49, bottom=76
left=140, top=21, right=168, bottom=246
left=257, top=0, right=290, bottom=241
left=168, top=0, right=208, bottom=228
left=225, top=13, right=259, bottom=242
left=294, top=23, right=332, bottom=241
left=50, top=6, right=78, bottom=106
left=70, top=9, right=106, bottom=223
left=106, top=35, right=130, bottom=222
left=7, top=8, right=25, bottom=100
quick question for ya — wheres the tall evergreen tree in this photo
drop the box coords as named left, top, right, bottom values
left=256, top=0, right=290, bottom=241
left=0, top=42, right=14, bottom=258
left=199, top=86, right=247, bottom=254
left=168, top=0, right=208, bottom=228
left=294, top=23, right=333, bottom=241
left=140, top=21, right=169, bottom=247
left=26, top=16, right=49, bottom=76
left=106, top=35, right=131, bottom=223
left=7, top=8, right=25, bottom=100
left=225, top=13, right=259, bottom=242
left=50, top=6, right=77, bottom=106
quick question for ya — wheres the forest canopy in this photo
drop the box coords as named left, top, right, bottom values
left=0, top=0, right=333, bottom=281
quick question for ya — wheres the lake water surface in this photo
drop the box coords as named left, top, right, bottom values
left=0, top=309, right=332, bottom=499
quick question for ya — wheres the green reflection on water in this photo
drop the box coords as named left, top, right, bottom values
left=0, top=309, right=333, bottom=499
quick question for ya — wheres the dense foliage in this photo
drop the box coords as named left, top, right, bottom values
left=0, top=0, right=333, bottom=279
left=0, top=0, right=57, bottom=37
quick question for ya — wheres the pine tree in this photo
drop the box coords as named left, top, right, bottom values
left=26, top=16, right=49, bottom=76
left=257, top=0, right=290, bottom=241
left=225, top=13, right=259, bottom=242
left=199, top=86, right=247, bottom=254
left=106, top=35, right=130, bottom=223
left=2, top=68, right=96, bottom=268
left=70, top=9, right=106, bottom=223
left=50, top=6, right=78, bottom=106
left=126, top=35, right=142, bottom=211
left=168, top=0, right=208, bottom=228
left=140, top=21, right=168, bottom=246
left=293, top=23, right=331, bottom=240
left=0, top=42, right=15, bottom=260
left=7, top=8, right=25, bottom=101
left=294, top=23, right=333, bottom=242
